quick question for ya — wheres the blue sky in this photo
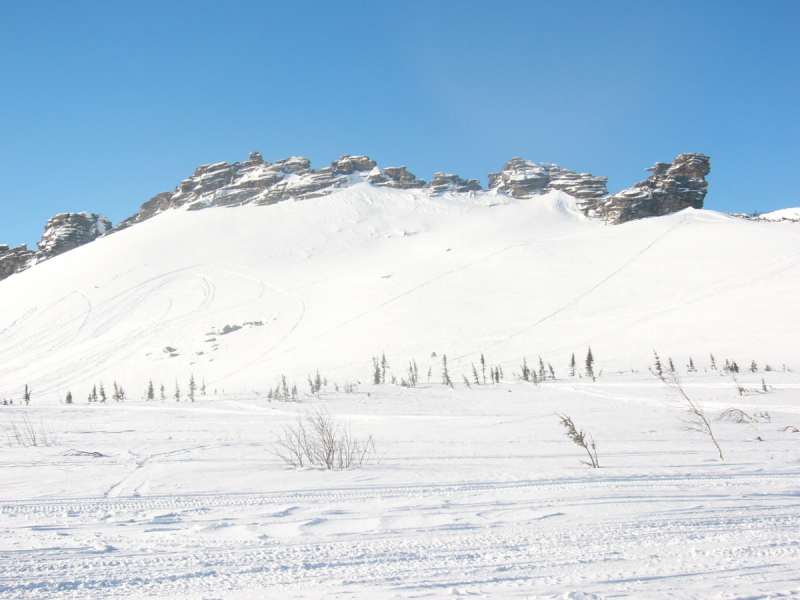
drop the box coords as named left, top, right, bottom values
left=1, top=1, right=798, bottom=248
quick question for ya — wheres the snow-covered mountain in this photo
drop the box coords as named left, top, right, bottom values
left=2, top=151, right=800, bottom=600
left=0, top=160, right=798, bottom=401
left=0, top=151, right=711, bottom=282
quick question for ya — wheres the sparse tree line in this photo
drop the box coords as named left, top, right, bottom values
left=653, top=351, right=791, bottom=378
left=1, top=347, right=791, bottom=408
left=0, top=374, right=208, bottom=407
left=2, top=348, right=795, bottom=472
left=265, top=371, right=358, bottom=401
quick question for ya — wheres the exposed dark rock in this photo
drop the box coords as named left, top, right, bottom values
left=0, top=212, right=111, bottom=282
left=424, top=172, right=482, bottom=196
left=588, top=153, right=710, bottom=224
left=114, top=192, right=174, bottom=231
left=546, top=167, right=608, bottom=201
left=331, top=155, right=376, bottom=174
left=368, top=166, right=427, bottom=189
left=489, top=159, right=551, bottom=197
left=0, top=150, right=713, bottom=285
left=116, top=153, right=376, bottom=221
left=0, top=244, right=35, bottom=281
left=489, top=158, right=608, bottom=201
left=104, top=151, right=710, bottom=249
left=37, top=212, right=112, bottom=258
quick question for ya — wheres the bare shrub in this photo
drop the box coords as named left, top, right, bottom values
left=271, top=407, right=377, bottom=470
left=754, top=410, right=771, bottom=423
left=2, top=414, right=57, bottom=447
left=660, top=370, right=723, bottom=460
left=716, top=408, right=758, bottom=424
left=64, top=449, right=106, bottom=457
left=556, top=413, right=599, bottom=468
left=334, top=381, right=359, bottom=393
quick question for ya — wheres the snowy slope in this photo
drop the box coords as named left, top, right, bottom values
left=759, top=206, right=800, bottom=221
left=0, top=184, right=798, bottom=400
left=2, top=185, right=800, bottom=599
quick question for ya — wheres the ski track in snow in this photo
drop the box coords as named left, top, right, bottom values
left=2, top=474, right=800, bottom=599
left=460, top=216, right=692, bottom=363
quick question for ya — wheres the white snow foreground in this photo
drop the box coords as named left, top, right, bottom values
left=0, top=186, right=799, bottom=598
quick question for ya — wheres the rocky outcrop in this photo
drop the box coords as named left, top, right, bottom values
left=546, top=167, right=609, bottom=201
left=0, top=212, right=111, bottom=282
left=488, top=154, right=710, bottom=224
left=587, top=153, right=710, bottom=224
left=331, top=155, right=376, bottom=174
left=0, top=244, right=35, bottom=280
left=424, top=172, right=482, bottom=196
left=366, top=165, right=427, bottom=189
left=115, top=192, right=173, bottom=231
left=37, top=212, right=112, bottom=258
left=488, top=159, right=608, bottom=201
left=0, top=150, right=713, bottom=284
left=114, top=153, right=435, bottom=231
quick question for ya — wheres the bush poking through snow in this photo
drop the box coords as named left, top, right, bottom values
left=659, top=370, right=724, bottom=460
left=2, top=414, right=57, bottom=447
left=400, top=360, right=419, bottom=387
left=556, top=413, right=600, bottom=468
left=271, top=406, right=377, bottom=470
left=716, top=407, right=759, bottom=424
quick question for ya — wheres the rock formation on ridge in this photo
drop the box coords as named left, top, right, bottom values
left=586, top=153, right=711, bottom=223
left=0, top=212, right=111, bottom=281
left=114, top=154, right=438, bottom=231
left=0, top=244, right=35, bottom=281
left=424, top=172, right=482, bottom=195
left=37, top=212, right=112, bottom=258
left=488, top=158, right=609, bottom=201
left=0, top=151, right=712, bottom=283
left=488, top=153, right=711, bottom=224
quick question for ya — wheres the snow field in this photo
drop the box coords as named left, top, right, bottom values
left=1, top=368, right=799, bottom=598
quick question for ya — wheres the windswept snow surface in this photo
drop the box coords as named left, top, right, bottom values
left=1, top=186, right=799, bottom=598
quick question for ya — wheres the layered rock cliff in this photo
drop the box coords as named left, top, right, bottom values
left=0, top=244, right=35, bottom=281
left=585, top=153, right=711, bottom=223
left=487, top=153, right=710, bottom=224
left=115, top=154, right=442, bottom=231
left=0, top=212, right=110, bottom=281
left=488, top=158, right=609, bottom=201
left=38, top=212, right=111, bottom=258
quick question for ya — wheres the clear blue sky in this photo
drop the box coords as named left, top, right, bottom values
left=2, top=1, right=798, bottom=248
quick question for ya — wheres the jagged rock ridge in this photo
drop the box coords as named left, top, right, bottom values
left=115, top=154, right=446, bottom=231
left=0, top=151, right=711, bottom=282
left=117, top=153, right=617, bottom=232
left=488, top=153, right=711, bottom=224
